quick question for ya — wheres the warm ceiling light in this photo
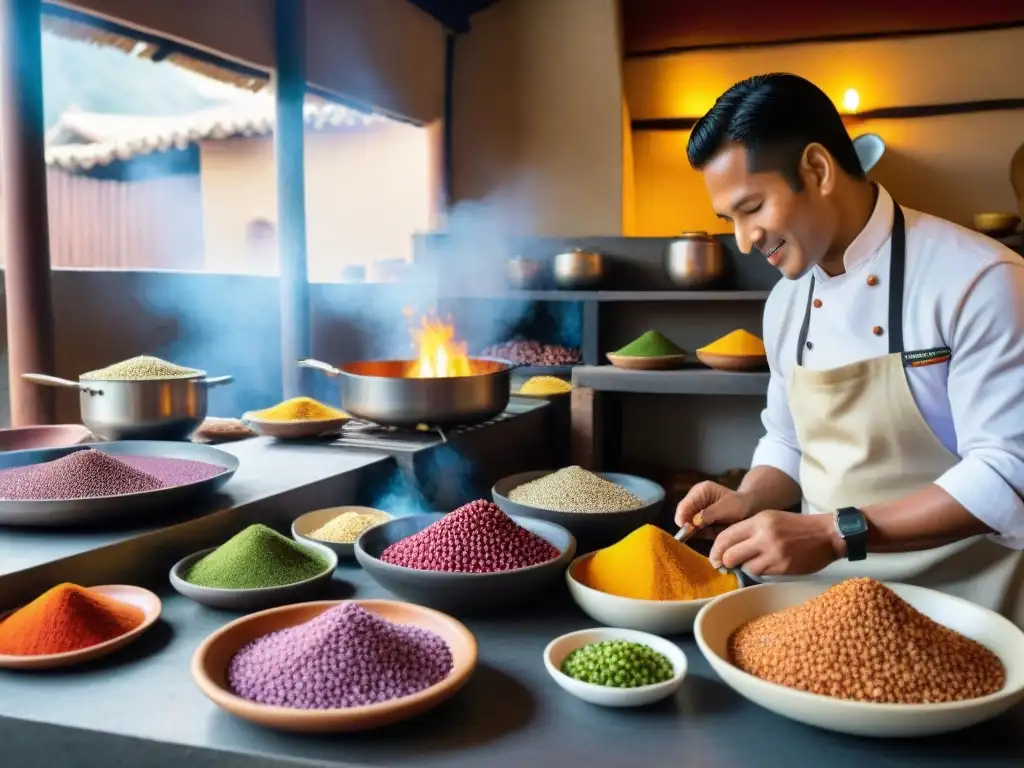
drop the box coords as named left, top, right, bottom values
left=842, top=88, right=861, bottom=113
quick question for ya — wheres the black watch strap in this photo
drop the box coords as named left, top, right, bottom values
left=835, top=507, right=868, bottom=562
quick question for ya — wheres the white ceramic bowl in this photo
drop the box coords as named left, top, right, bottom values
left=242, top=412, right=350, bottom=440
left=694, top=581, right=1024, bottom=738
left=543, top=627, right=687, bottom=708
left=565, top=553, right=741, bottom=635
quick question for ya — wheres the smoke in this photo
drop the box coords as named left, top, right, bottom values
left=368, top=442, right=481, bottom=516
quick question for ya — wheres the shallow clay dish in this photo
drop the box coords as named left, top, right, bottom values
left=292, top=506, right=393, bottom=560
left=694, top=581, right=1024, bottom=738
left=191, top=598, right=478, bottom=733
left=242, top=412, right=351, bottom=440
left=606, top=353, right=687, bottom=371
left=0, top=424, right=93, bottom=453
left=695, top=351, right=768, bottom=372
left=0, top=585, right=162, bottom=670
left=544, top=627, right=687, bottom=708
left=169, top=541, right=338, bottom=611
left=492, top=470, right=665, bottom=552
left=565, top=553, right=743, bottom=634
left=355, top=513, right=576, bottom=615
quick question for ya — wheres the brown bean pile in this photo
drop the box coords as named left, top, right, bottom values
left=481, top=340, right=581, bottom=366
left=728, top=578, right=1005, bottom=704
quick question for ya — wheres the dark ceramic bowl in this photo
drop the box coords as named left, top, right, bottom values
left=354, top=513, right=576, bottom=615
left=491, top=470, right=665, bottom=552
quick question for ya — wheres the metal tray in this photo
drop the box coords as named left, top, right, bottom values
left=0, top=440, right=239, bottom=527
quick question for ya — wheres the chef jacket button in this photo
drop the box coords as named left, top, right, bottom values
left=872, top=325, right=884, bottom=336
left=813, top=298, right=822, bottom=308
left=806, top=341, right=813, bottom=350
left=867, top=274, right=879, bottom=286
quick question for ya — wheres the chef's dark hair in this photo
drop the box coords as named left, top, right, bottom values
left=687, top=73, right=865, bottom=190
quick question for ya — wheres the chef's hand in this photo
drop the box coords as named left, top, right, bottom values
left=675, top=481, right=755, bottom=539
left=708, top=510, right=845, bottom=576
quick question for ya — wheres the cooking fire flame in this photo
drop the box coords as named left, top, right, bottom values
left=407, top=314, right=472, bottom=378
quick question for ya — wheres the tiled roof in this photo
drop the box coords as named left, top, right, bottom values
left=45, top=97, right=383, bottom=171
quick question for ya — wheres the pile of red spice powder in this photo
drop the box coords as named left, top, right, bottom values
left=380, top=499, right=561, bottom=573
left=0, top=583, right=145, bottom=656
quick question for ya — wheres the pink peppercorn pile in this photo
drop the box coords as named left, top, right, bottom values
left=380, top=499, right=561, bottom=573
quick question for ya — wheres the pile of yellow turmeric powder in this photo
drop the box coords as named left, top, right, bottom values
left=249, top=397, right=347, bottom=422
left=575, top=524, right=739, bottom=600
left=697, top=329, right=765, bottom=357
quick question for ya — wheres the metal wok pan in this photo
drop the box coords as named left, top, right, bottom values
left=0, top=441, right=238, bottom=527
left=298, top=358, right=511, bottom=428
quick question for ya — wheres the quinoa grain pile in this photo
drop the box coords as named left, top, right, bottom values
left=81, top=355, right=200, bottom=380
left=508, top=466, right=644, bottom=514
left=728, top=578, right=1006, bottom=704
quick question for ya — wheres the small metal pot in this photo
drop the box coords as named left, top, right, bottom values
left=299, top=358, right=510, bottom=428
left=553, top=248, right=604, bottom=289
left=665, top=232, right=726, bottom=289
left=22, top=373, right=233, bottom=441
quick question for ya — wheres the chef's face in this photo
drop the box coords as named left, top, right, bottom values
left=702, top=143, right=837, bottom=280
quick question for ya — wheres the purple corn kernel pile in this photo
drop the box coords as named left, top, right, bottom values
left=0, top=448, right=223, bottom=501
left=380, top=499, right=561, bottom=573
left=227, top=602, right=453, bottom=709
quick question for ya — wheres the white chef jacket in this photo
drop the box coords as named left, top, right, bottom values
left=752, top=185, right=1024, bottom=548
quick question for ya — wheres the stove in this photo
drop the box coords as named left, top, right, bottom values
left=333, top=397, right=558, bottom=512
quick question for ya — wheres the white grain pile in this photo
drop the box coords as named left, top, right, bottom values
left=508, top=466, right=644, bottom=514
left=81, top=355, right=200, bottom=381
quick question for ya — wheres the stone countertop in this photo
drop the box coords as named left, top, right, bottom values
left=1, top=563, right=1021, bottom=768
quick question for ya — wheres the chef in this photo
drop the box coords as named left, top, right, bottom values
left=674, top=73, right=1024, bottom=623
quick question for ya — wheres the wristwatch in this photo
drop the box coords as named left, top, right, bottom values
left=834, top=507, right=868, bottom=561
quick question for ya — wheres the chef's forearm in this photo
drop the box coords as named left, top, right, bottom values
left=860, top=484, right=993, bottom=553
left=737, top=465, right=803, bottom=516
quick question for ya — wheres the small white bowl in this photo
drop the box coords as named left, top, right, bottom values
left=694, top=581, right=1024, bottom=738
left=543, top=627, right=687, bottom=708
left=565, top=553, right=741, bottom=634
left=242, top=412, right=350, bottom=440
left=292, top=506, right=393, bottom=560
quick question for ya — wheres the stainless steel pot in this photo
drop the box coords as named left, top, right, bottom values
left=553, top=248, right=605, bottom=289
left=22, top=373, right=233, bottom=441
left=298, top=358, right=511, bottom=428
left=665, top=232, right=726, bottom=289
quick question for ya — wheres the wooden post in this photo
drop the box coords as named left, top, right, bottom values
left=274, top=0, right=311, bottom=398
left=1, top=0, right=56, bottom=426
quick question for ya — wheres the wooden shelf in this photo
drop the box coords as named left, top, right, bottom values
left=571, top=365, right=769, bottom=396
left=510, top=364, right=579, bottom=377
left=442, top=289, right=770, bottom=302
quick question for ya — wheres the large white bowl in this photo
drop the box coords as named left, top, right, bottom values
left=565, top=553, right=742, bottom=634
left=543, top=627, right=687, bottom=708
left=694, top=581, right=1024, bottom=738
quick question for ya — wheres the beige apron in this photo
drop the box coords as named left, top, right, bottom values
left=767, top=203, right=1024, bottom=626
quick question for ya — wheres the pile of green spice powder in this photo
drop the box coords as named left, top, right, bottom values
left=561, top=639, right=674, bottom=688
left=185, top=524, right=330, bottom=589
left=612, top=330, right=683, bottom=358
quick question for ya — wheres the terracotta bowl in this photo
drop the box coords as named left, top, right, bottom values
left=242, top=412, right=351, bottom=440
left=696, top=351, right=768, bottom=372
left=0, top=585, right=162, bottom=670
left=191, top=599, right=478, bottom=733
left=606, top=353, right=687, bottom=371
left=0, top=424, right=93, bottom=453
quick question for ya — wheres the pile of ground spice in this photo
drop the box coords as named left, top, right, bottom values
left=576, top=524, right=738, bottom=600
left=379, top=500, right=560, bottom=572
left=185, top=524, right=330, bottom=589
left=729, top=578, right=1006, bottom=704
left=697, top=329, right=765, bottom=357
left=309, top=509, right=392, bottom=544
left=81, top=355, right=201, bottom=380
left=613, top=330, right=684, bottom=358
left=518, top=376, right=572, bottom=396
left=228, top=602, right=453, bottom=708
left=250, top=397, right=346, bottom=422
left=0, top=449, right=224, bottom=501
left=0, top=583, right=144, bottom=656
left=507, top=466, right=644, bottom=514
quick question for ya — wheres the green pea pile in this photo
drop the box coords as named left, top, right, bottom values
left=560, top=639, right=674, bottom=688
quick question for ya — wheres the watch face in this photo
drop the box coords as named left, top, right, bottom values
left=837, top=509, right=868, bottom=537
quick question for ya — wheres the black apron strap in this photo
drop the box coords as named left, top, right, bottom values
left=794, top=199, right=908, bottom=365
